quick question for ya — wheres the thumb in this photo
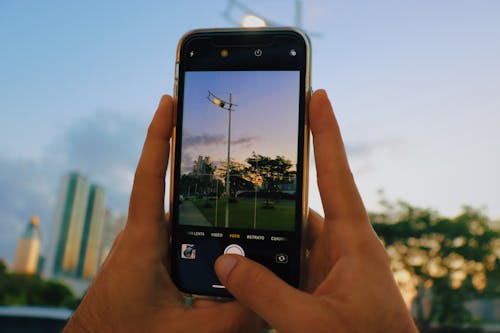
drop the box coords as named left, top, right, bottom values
left=215, top=254, right=307, bottom=329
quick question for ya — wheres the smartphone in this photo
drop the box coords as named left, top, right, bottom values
left=169, top=28, right=311, bottom=298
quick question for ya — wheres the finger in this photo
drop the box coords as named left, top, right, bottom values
left=215, top=254, right=310, bottom=331
left=310, top=89, right=368, bottom=223
left=191, top=297, right=220, bottom=308
left=192, top=299, right=221, bottom=309
left=163, top=213, right=172, bottom=269
left=307, top=208, right=324, bottom=249
left=99, top=230, right=123, bottom=268
left=128, top=95, right=174, bottom=226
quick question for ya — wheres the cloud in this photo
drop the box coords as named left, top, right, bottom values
left=345, top=140, right=407, bottom=176
left=0, top=109, right=150, bottom=264
left=183, top=133, right=259, bottom=148
left=343, top=139, right=407, bottom=161
left=47, top=110, right=149, bottom=211
left=183, top=133, right=225, bottom=147
left=345, top=143, right=376, bottom=157
left=181, top=151, right=195, bottom=174
left=180, top=134, right=260, bottom=173
left=0, top=157, right=56, bottom=265
left=232, top=136, right=260, bottom=147
left=0, top=107, right=399, bottom=265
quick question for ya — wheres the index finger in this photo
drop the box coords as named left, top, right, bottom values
left=310, top=89, right=368, bottom=223
left=128, top=95, right=174, bottom=225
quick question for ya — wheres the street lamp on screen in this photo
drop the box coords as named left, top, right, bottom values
left=207, top=91, right=237, bottom=228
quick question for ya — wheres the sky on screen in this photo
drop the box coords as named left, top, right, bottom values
left=181, top=70, right=299, bottom=172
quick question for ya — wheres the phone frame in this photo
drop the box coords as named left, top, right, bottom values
left=169, top=27, right=311, bottom=300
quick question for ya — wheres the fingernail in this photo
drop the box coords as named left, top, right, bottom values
left=158, top=94, right=170, bottom=106
left=318, top=89, right=329, bottom=100
left=216, top=255, right=238, bottom=282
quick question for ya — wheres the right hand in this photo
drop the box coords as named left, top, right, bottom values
left=214, top=90, right=419, bottom=333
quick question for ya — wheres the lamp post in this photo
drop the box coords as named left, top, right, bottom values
left=251, top=152, right=262, bottom=230
left=207, top=91, right=237, bottom=228
left=254, top=164, right=258, bottom=229
left=214, top=176, right=219, bottom=226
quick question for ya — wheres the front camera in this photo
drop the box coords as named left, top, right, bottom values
left=254, top=48, right=262, bottom=57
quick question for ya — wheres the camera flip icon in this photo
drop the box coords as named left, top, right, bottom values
left=275, top=253, right=288, bottom=264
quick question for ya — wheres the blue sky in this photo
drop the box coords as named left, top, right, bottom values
left=1, top=0, right=499, bottom=264
left=181, top=71, right=299, bottom=171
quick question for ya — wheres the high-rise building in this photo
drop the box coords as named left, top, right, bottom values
left=12, top=216, right=41, bottom=274
left=44, top=173, right=89, bottom=278
left=77, top=185, right=105, bottom=279
left=44, top=173, right=106, bottom=295
left=193, top=155, right=213, bottom=175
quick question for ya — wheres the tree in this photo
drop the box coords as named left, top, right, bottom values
left=371, top=201, right=499, bottom=332
left=245, top=154, right=296, bottom=202
left=0, top=259, right=7, bottom=275
left=0, top=269, right=78, bottom=308
left=215, top=160, right=254, bottom=198
left=180, top=156, right=218, bottom=196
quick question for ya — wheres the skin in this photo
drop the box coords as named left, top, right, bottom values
left=63, top=95, right=262, bottom=333
left=64, top=90, right=419, bottom=333
left=214, top=90, right=420, bottom=333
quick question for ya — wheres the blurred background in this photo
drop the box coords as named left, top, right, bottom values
left=0, top=1, right=499, bottom=332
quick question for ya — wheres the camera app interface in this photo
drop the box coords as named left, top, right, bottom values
left=174, top=70, right=301, bottom=296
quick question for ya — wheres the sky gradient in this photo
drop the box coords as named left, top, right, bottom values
left=181, top=71, right=299, bottom=172
left=1, top=0, right=499, bottom=264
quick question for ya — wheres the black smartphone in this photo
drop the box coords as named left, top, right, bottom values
left=169, top=28, right=311, bottom=298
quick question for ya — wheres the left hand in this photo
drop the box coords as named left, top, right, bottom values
left=63, top=95, right=262, bottom=333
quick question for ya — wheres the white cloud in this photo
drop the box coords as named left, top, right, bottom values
left=0, top=109, right=150, bottom=263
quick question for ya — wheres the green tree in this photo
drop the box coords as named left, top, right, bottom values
left=372, top=201, right=499, bottom=332
left=180, top=156, right=217, bottom=196
left=0, top=267, right=78, bottom=309
left=245, top=154, right=296, bottom=203
left=0, top=259, right=7, bottom=275
left=215, top=160, right=254, bottom=197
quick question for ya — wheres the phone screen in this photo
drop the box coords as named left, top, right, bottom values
left=171, top=30, right=309, bottom=298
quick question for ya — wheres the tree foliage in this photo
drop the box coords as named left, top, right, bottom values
left=245, top=154, right=295, bottom=195
left=371, top=201, right=499, bottom=330
left=215, top=160, right=255, bottom=196
left=0, top=260, right=78, bottom=309
left=214, top=154, right=296, bottom=199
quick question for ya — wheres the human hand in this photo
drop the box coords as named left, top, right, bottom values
left=63, top=96, right=262, bottom=333
left=214, top=90, right=419, bottom=333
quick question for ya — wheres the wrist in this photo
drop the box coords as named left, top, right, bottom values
left=399, top=315, right=420, bottom=333
left=62, top=313, right=91, bottom=333
left=62, top=297, right=111, bottom=333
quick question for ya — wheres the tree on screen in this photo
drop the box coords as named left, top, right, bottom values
left=245, top=154, right=296, bottom=204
